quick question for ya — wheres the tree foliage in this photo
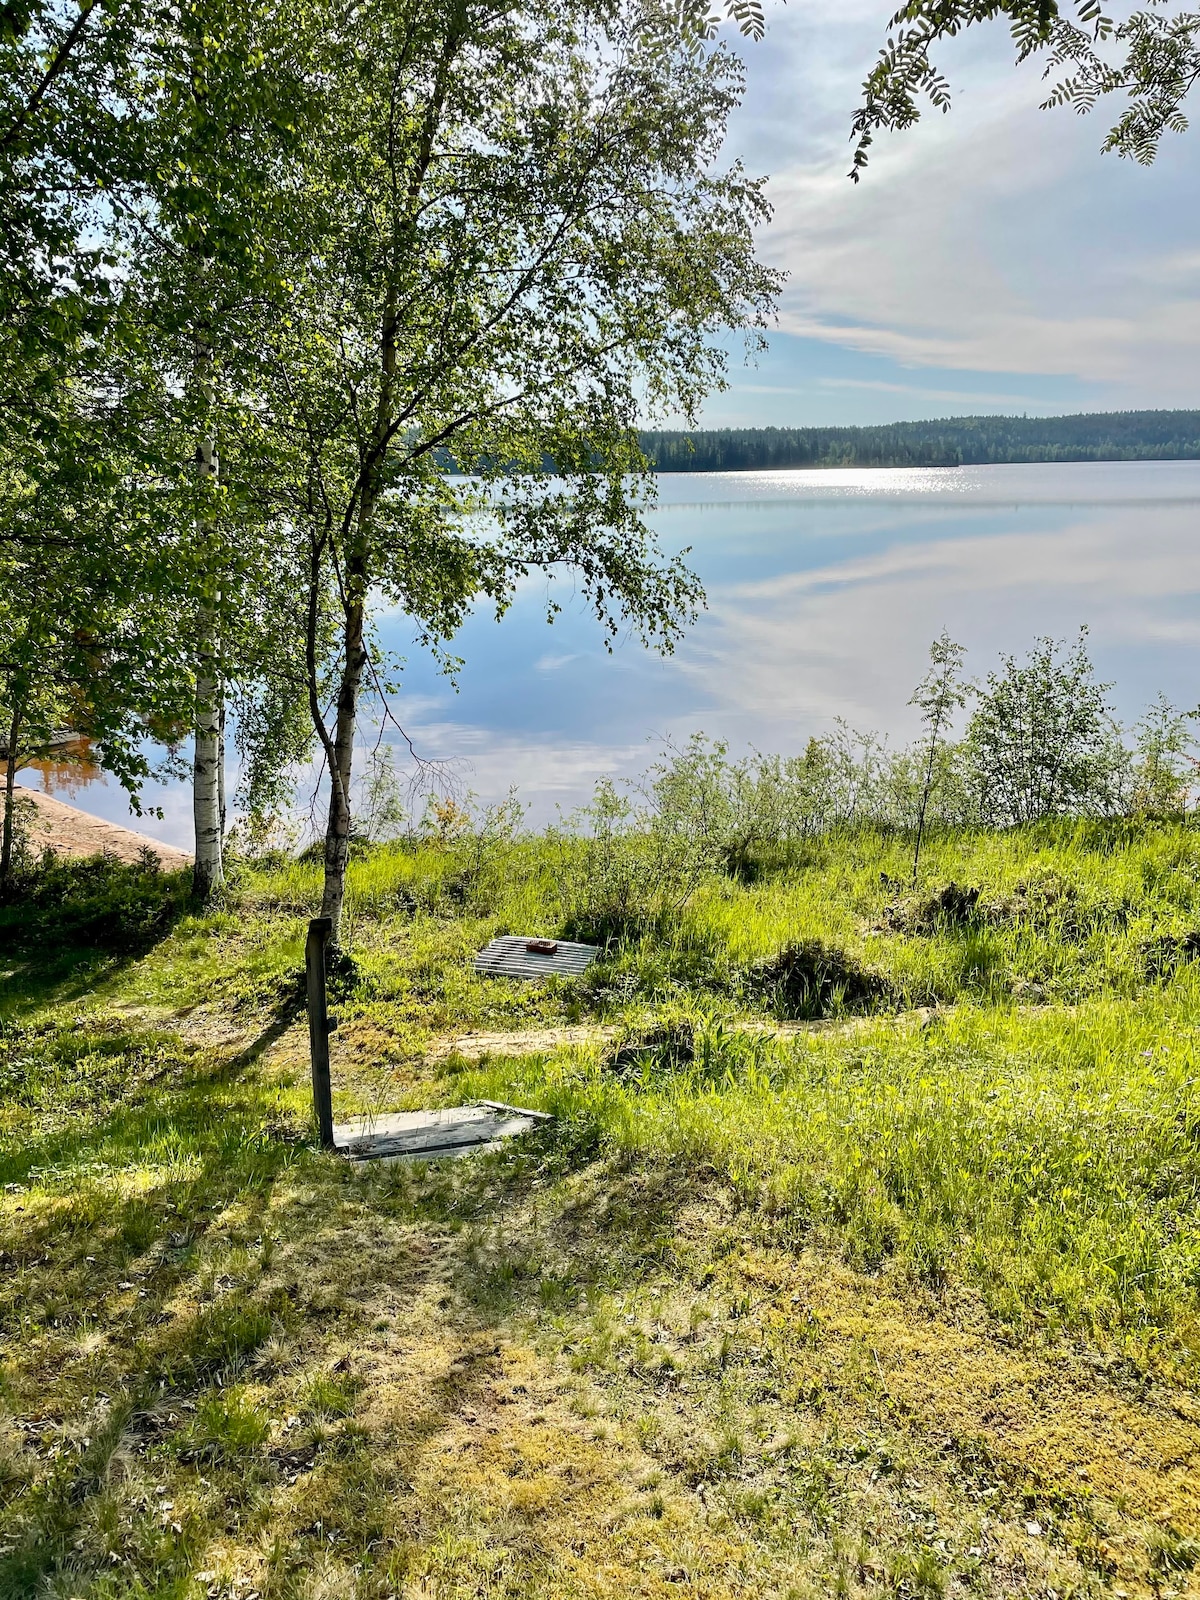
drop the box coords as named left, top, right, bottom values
left=964, top=631, right=1124, bottom=825
left=245, top=0, right=781, bottom=937
left=849, top=1, right=1200, bottom=175
left=0, top=0, right=782, bottom=912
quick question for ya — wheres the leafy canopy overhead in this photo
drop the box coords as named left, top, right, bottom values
left=848, top=2, right=1200, bottom=175
left=233, top=0, right=781, bottom=934
left=675, top=0, right=768, bottom=41
left=686, top=0, right=1200, bottom=171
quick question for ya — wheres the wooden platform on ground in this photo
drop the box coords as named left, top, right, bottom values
left=13, top=788, right=192, bottom=870
left=333, top=1102, right=551, bottom=1162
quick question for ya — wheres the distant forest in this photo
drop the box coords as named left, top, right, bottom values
left=638, top=411, right=1200, bottom=471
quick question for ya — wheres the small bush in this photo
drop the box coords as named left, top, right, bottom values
left=551, top=782, right=702, bottom=942
left=744, top=940, right=891, bottom=1019
left=966, top=631, right=1126, bottom=824
left=0, top=849, right=189, bottom=955
left=601, top=1013, right=773, bottom=1088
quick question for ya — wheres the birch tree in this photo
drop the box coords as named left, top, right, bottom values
left=127, top=0, right=328, bottom=893
left=680, top=0, right=1200, bottom=170
left=264, top=0, right=781, bottom=941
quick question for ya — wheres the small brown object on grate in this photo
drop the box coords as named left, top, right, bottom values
left=474, top=935, right=597, bottom=979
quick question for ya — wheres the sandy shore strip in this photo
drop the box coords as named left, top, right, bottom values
left=12, top=788, right=192, bottom=870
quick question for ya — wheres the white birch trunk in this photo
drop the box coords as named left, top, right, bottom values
left=193, top=620, right=224, bottom=897
left=191, top=335, right=225, bottom=898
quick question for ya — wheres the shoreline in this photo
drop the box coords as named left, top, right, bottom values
left=11, top=788, right=192, bottom=870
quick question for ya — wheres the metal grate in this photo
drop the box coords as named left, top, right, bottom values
left=473, top=934, right=599, bottom=980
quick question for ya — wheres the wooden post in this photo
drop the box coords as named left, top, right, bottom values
left=306, top=916, right=335, bottom=1149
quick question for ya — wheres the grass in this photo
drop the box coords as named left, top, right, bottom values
left=1, top=820, right=1200, bottom=1597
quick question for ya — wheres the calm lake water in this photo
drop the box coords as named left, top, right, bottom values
left=23, top=461, right=1200, bottom=849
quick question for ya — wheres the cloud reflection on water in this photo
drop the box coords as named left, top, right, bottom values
left=23, top=463, right=1200, bottom=844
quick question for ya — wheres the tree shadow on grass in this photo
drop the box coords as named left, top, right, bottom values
left=0, top=860, right=195, bottom=1019
left=0, top=982, right=309, bottom=1190
left=0, top=1066, right=696, bottom=1598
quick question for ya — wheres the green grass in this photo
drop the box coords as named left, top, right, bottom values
left=2, top=818, right=1200, bottom=1597
left=449, top=992, right=1200, bottom=1367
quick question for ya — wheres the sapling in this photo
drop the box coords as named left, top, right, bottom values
left=909, top=631, right=967, bottom=888
left=1131, top=694, right=1199, bottom=814
left=967, top=630, right=1120, bottom=825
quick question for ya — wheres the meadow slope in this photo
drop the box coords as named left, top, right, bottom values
left=2, top=823, right=1199, bottom=1600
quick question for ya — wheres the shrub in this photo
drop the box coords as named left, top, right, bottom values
left=1128, top=694, right=1199, bottom=815
left=603, top=1017, right=698, bottom=1081
left=966, top=632, right=1126, bottom=824
left=744, top=941, right=892, bottom=1019
left=0, top=849, right=190, bottom=955
left=1141, top=930, right=1200, bottom=980
left=601, top=1012, right=774, bottom=1088
left=551, top=780, right=709, bottom=941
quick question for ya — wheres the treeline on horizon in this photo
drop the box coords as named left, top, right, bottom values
left=638, top=410, right=1200, bottom=471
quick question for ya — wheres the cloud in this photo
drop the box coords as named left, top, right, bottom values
left=816, top=377, right=1057, bottom=409
left=726, top=7, right=1200, bottom=404
left=366, top=724, right=651, bottom=820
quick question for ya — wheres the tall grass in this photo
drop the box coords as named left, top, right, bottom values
left=447, top=984, right=1200, bottom=1373
left=242, top=815, right=1200, bottom=1013
left=8, top=814, right=1200, bottom=1367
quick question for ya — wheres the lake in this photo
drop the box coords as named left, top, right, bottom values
left=22, top=460, right=1200, bottom=849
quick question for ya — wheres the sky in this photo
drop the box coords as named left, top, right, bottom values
left=691, top=2, right=1200, bottom=428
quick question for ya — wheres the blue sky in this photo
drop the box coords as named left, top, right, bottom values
left=689, top=2, right=1200, bottom=427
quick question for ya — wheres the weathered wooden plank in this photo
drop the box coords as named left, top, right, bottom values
left=333, top=1104, right=546, bottom=1162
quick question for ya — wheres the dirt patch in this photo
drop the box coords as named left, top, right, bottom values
left=14, top=788, right=192, bottom=870
left=430, top=1017, right=876, bottom=1064
left=431, top=1025, right=619, bottom=1061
